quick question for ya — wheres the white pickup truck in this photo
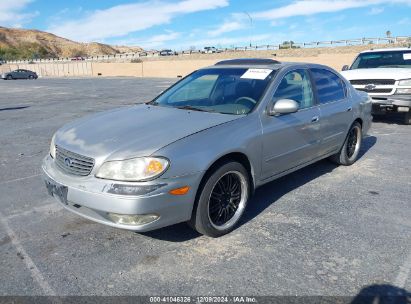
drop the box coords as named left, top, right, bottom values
left=341, top=48, right=411, bottom=124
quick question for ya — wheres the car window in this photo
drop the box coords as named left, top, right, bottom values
left=153, top=68, right=276, bottom=115
left=350, top=51, right=411, bottom=69
left=169, top=75, right=218, bottom=103
left=273, top=69, right=314, bottom=109
left=311, top=68, right=346, bottom=104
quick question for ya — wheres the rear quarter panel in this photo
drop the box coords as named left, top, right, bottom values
left=350, top=86, right=372, bottom=135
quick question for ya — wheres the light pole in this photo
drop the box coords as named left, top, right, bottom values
left=243, top=11, right=253, bottom=48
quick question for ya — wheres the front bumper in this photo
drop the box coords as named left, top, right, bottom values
left=370, top=95, right=411, bottom=114
left=42, top=155, right=203, bottom=232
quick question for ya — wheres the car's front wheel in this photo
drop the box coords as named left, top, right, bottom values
left=329, top=121, right=362, bottom=166
left=6, top=75, right=12, bottom=80
left=190, top=161, right=250, bottom=237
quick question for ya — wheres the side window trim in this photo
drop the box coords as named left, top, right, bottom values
left=307, top=68, right=320, bottom=107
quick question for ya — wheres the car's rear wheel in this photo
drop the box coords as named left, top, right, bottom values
left=28, top=75, right=34, bottom=80
left=6, top=75, right=12, bottom=80
left=403, top=112, right=411, bottom=125
left=190, top=161, right=250, bottom=237
left=329, top=122, right=362, bottom=166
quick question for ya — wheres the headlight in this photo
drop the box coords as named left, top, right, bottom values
left=50, top=134, right=56, bottom=158
left=395, top=88, right=411, bottom=94
left=96, top=157, right=169, bottom=181
left=398, top=79, right=411, bottom=86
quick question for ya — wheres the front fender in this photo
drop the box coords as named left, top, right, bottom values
left=153, top=113, right=263, bottom=186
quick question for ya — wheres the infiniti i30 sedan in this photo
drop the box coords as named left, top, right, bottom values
left=42, top=59, right=372, bottom=237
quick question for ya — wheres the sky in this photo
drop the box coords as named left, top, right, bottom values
left=1, top=0, right=411, bottom=50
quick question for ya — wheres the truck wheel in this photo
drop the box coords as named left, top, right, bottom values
left=404, top=112, right=411, bottom=125
left=190, top=161, right=250, bottom=237
left=329, top=122, right=362, bottom=166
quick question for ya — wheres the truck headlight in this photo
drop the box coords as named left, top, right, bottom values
left=398, top=79, right=411, bottom=86
left=50, top=134, right=56, bottom=158
left=395, top=88, right=411, bottom=94
left=96, top=157, right=169, bottom=181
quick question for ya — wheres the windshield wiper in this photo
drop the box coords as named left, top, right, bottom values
left=146, top=100, right=159, bottom=105
left=176, top=105, right=216, bottom=112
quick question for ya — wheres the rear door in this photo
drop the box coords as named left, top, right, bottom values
left=310, top=68, right=353, bottom=155
left=12, top=70, right=22, bottom=79
left=260, top=69, right=322, bottom=180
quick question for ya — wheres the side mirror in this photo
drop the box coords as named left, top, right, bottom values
left=268, top=99, right=299, bottom=116
left=342, top=65, right=349, bottom=71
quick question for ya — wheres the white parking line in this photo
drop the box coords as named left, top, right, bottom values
left=0, top=173, right=41, bottom=185
left=0, top=211, right=55, bottom=295
left=394, top=251, right=411, bottom=288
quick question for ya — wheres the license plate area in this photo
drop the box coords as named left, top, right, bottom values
left=45, top=180, right=68, bottom=205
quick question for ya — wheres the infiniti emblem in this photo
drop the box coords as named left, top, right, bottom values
left=64, top=157, right=72, bottom=166
left=364, top=84, right=376, bottom=91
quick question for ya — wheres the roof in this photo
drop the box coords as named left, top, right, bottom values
left=361, top=47, right=411, bottom=53
left=209, top=58, right=331, bottom=71
left=215, top=58, right=280, bottom=66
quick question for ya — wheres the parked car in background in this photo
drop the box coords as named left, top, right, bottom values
left=43, top=59, right=371, bottom=237
left=71, top=56, right=85, bottom=61
left=159, top=49, right=175, bottom=56
left=341, top=48, right=411, bottom=124
left=203, top=46, right=223, bottom=54
left=1, top=69, right=38, bottom=80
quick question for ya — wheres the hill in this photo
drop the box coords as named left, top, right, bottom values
left=0, top=26, right=142, bottom=60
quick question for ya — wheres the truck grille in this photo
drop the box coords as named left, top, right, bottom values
left=350, top=79, right=395, bottom=85
left=356, top=88, right=393, bottom=93
left=55, top=146, right=94, bottom=176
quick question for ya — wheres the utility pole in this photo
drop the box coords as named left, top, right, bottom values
left=243, top=12, right=253, bottom=48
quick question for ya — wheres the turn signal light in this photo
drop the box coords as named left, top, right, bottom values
left=169, top=186, right=190, bottom=195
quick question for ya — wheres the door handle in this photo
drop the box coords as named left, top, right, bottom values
left=311, top=116, right=319, bottom=123
left=346, top=107, right=352, bottom=112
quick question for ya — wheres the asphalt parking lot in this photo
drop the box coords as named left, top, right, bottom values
left=0, top=78, right=410, bottom=297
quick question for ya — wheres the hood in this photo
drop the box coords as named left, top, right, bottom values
left=341, top=68, right=411, bottom=81
left=55, top=104, right=240, bottom=161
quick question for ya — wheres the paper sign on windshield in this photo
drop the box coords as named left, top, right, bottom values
left=241, top=69, right=273, bottom=80
left=403, top=53, right=411, bottom=60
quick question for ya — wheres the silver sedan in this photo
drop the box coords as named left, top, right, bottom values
left=42, top=59, right=372, bottom=237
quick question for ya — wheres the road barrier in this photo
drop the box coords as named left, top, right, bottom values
left=3, top=35, right=410, bottom=64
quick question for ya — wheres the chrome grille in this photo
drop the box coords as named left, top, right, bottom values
left=356, top=88, right=393, bottom=93
left=55, top=146, right=94, bottom=176
left=350, top=79, right=395, bottom=85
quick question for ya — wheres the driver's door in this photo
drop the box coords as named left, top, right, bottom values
left=260, top=69, right=322, bottom=180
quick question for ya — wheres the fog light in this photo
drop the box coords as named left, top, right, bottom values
left=398, top=106, right=409, bottom=112
left=107, top=213, right=159, bottom=225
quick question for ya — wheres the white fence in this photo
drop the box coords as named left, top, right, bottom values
left=3, top=35, right=410, bottom=64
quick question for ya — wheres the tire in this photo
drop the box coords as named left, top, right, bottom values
left=403, top=112, right=411, bottom=125
left=6, top=75, right=12, bottom=80
left=190, top=161, right=250, bottom=237
left=28, top=75, right=34, bottom=80
left=329, top=122, right=362, bottom=166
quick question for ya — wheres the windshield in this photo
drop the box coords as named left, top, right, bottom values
left=350, top=51, right=411, bottom=69
left=150, top=67, right=276, bottom=115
